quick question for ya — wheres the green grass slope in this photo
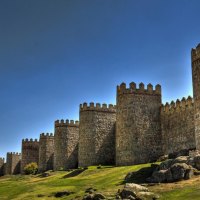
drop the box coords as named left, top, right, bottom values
left=0, top=164, right=200, bottom=200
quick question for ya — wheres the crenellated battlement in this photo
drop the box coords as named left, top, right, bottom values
left=21, top=138, right=39, bottom=173
left=55, top=119, right=79, bottom=127
left=117, top=82, right=161, bottom=96
left=161, top=96, right=194, bottom=113
left=7, top=152, right=21, bottom=156
left=0, top=157, right=5, bottom=162
left=40, top=133, right=54, bottom=138
left=22, top=138, right=38, bottom=143
left=192, top=44, right=200, bottom=62
left=80, top=103, right=116, bottom=113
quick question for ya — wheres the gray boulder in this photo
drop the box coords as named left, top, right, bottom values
left=170, top=163, right=190, bottom=181
left=165, top=169, right=173, bottom=182
left=119, top=188, right=137, bottom=199
left=83, top=193, right=106, bottom=200
left=194, top=155, right=200, bottom=170
left=159, top=159, right=173, bottom=170
left=137, top=191, right=160, bottom=200
left=186, top=157, right=195, bottom=167
left=148, top=163, right=193, bottom=183
left=185, top=168, right=194, bottom=180
left=125, top=183, right=149, bottom=192
left=173, top=156, right=189, bottom=164
left=150, top=170, right=167, bottom=183
left=83, top=194, right=93, bottom=200
left=93, top=193, right=106, bottom=200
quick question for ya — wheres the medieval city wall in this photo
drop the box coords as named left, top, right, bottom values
left=3, top=163, right=6, bottom=175
left=21, top=139, right=39, bottom=173
left=54, top=120, right=79, bottom=170
left=39, top=133, right=54, bottom=172
left=79, top=103, right=116, bottom=167
left=192, top=45, right=200, bottom=150
left=2, top=44, right=200, bottom=172
left=161, top=97, right=195, bottom=154
left=116, top=82, right=163, bottom=166
left=5, top=152, right=21, bottom=175
left=0, top=158, right=4, bottom=176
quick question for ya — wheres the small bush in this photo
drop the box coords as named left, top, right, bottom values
left=58, top=167, right=64, bottom=171
left=24, top=162, right=38, bottom=175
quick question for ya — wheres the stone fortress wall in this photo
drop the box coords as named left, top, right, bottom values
left=21, top=139, right=39, bottom=173
left=54, top=120, right=79, bottom=170
left=161, top=97, right=195, bottom=154
left=116, top=82, right=162, bottom=165
left=1, top=43, right=200, bottom=175
left=79, top=103, right=116, bottom=167
left=192, top=44, right=200, bottom=150
left=39, top=133, right=54, bottom=172
left=5, top=152, right=21, bottom=175
left=0, top=158, right=5, bottom=176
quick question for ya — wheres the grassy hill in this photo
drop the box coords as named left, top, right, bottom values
left=0, top=164, right=200, bottom=200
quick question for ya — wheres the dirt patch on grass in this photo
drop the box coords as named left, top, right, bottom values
left=150, top=176, right=200, bottom=193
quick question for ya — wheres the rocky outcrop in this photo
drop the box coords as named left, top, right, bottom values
left=83, top=188, right=106, bottom=200
left=146, top=155, right=200, bottom=183
left=117, top=183, right=159, bottom=200
left=83, top=193, right=106, bottom=200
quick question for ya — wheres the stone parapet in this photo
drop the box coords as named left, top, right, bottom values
left=80, top=103, right=116, bottom=113
left=117, top=82, right=161, bottom=96
left=161, top=96, right=193, bottom=113
left=55, top=119, right=79, bottom=127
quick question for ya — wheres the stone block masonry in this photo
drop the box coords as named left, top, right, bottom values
left=116, top=82, right=163, bottom=166
left=39, top=133, right=54, bottom=172
left=21, top=139, right=39, bottom=174
left=0, top=158, right=4, bottom=176
left=54, top=120, right=79, bottom=170
left=79, top=103, right=116, bottom=167
left=2, top=43, right=200, bottom=174
left=161, top=97, right=195, bottom=154
left=192, top=44, right=200, bottom=150
left=5, top=152, right=21, bottom=175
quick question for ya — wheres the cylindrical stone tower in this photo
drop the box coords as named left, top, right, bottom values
left=116, top=82, right=163, bottom=166
left=21, top=139, right=39, bottom=173
left=79, top=103, right=116, bottom=167
left=192, top=44, right=200, bottom=150
left=5, top=152, right=21, bottom=175
left=39, top=133, right=54, bottom=172
left=54, top=119, right=79, bottom=170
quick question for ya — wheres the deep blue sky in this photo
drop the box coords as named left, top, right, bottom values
left=0, top=0, right=200, bottom=158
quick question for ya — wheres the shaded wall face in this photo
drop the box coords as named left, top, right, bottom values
left=21, top=142, right=39, bottom=173
left=78, top=111, right=96, bottom=167
left=161, top=105, right=195, bottom=154
left=94, top=112, right=116, bottom=165
left=192, top=48, right=200, bottom=100
left=192, top=48, right=200, bottom=150
left=3, top=163, right=6, bottom=175
left=54, top=126, right=79, bottom=170
left=6, top=154, right=21, bottom=175
left=54, top=127, right=67, bottom=170
left=12, top=155, right=21, bottom=174
left=5, top=154, right=12, bottom=174
left=79, top=110, right=116, bottom=167
left=65, top=126, right=79, bottom=169
left=39, top=136, right=54, bottom=172
left=116, top=93, right=162, bottom=166
left=0, top=159, right=4, bottom=176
